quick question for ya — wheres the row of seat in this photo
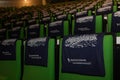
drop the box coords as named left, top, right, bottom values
left=1, top=10, right=120, bottom=40
left=0, top=34, right=116, bottom=80
left=0, top=5, right=117, bottom=28
left=0, top=0, right=114, bottom=28
left=1, top=0, right=120, bottom=35
left=0, top=0, right=120, bottom=80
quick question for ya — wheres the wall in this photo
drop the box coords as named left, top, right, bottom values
left=0, top=0, right=46, bottom=7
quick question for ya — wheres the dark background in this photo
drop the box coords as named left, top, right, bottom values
left=0, top=0, right=76, bottom=7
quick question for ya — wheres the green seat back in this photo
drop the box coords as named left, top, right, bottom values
left=113, top=5, right=117, bottom=12
left=0, top=39, right=22, bottom=80
left=26, top=24, right=44, bottom=39
left=46, top=20, right=69, bottom=37
left=96, top=15, right=103, bottom=33
left=8, top=27, right=24, bottom=39
left=107, top=13, right=112, bottom=33
left=68, top=14, right=72, bottom=24
left=64, top=20, right=69, bottom=36
left=59, top=35, right=113, bottom=80
left=72, top=15, right=102, bottom=35
left=28, top=19, right=39, bottom=25
left=88, top=10, right=92, bottom=16
left=107, top=13, right=120, bottom=36
left=22, top=38, right=55, bottom=80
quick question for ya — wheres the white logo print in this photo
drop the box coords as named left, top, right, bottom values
left=2, top=39, right=16, bottom=46
left=29, top=24, right=39, bottom=29
left=67, top=58, right=92, bottom=65
left=76, top=11, right=87, bottom=16
left=65, top=34, right=97, bottom=48
left=49, top=21, right=62, bottom=27
left=28, top=37, right=47, bottom=47
left=97, top=6, right=111, bottom=12
left=76, top=16, right=93, bottom=23
left=57, top=15, right=66, bottom=19
left=114, top=11, right=120, bottom=17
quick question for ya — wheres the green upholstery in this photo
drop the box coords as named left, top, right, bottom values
left=6, top=30, right=9, bottom=39
left=88, top=10, right=92, bottom=16
left=22, top=39, right=55, bottom=80
left=64, top=20, right=69, bottom=36
left=72, top=20, right=75, bottom=35
left=68, top=14, right=72, bottom=24
left=59, top=35, right=113, bottom=80
left=51, top=17, right=55, bottom=22
left=72, top=15, right=103, bottom=35
left=39, top=24, right=45, bottom=37
left=107, top=14, right=112, bottom=33
left=20, top=27, right=25, bottom=39
left=0, top=76, right=7, bottom=80
left=95, top=15, right=103, bottom=33
left=36, top=19, right=39, bottom=24
left=113, top=5, right=117, bottom=12
left=0, top=40, right=22, bottom=80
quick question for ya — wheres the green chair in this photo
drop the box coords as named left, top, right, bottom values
left=56, top=14, right=71, bottom=34
left=75, top=11, right=90, bottom=18
left=107, top=11, right=120, bottom=36
left=27, top=24, right=44, bottom=39
left=8, top=27, right=24, bottom=40
left=113, top=5, right=117, bottom=12
left=59, top=34, right=113, bottom=80
left=88, top=10, right=92, bottom=16
left=22, top=37, right=55, bottom=80
left=46, top=20, right=69, bottom=38
left=4, top=23, right=12, bottom=29
left=0, top=39, right=22, bottom=80
left=68, top=9, right=77, bottom=15
left=15, top=21, right=25, bottom=28
left=96, top=5, right=117, bottom=15
left=41, top=16, right=51, bottom=25
left=72, top=15, right=103, bottom=35
left=28, top=19, right=39, bottom=25
left=56, top=14, right=69, bottom=21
